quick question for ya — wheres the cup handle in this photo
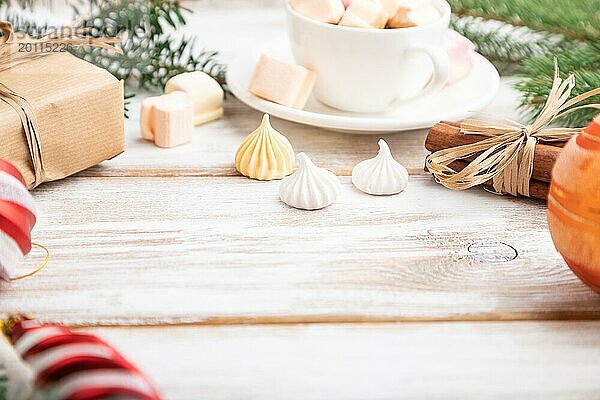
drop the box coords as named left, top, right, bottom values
left=406, top=44, right=449, bottom=98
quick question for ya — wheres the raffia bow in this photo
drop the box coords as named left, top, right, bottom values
left=425, top=64, right=600, bottom=197
left=0, top=22, right=121, bottom=188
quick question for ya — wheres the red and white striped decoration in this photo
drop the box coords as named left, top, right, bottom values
left=0, top=158, right=37, bottom=281
left=8, top=318, right=162, bottom=400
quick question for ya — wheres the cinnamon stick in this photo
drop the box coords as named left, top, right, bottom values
left=447, top=159, right=549, bottom=201
left=425, top=121, right=564, bottom=183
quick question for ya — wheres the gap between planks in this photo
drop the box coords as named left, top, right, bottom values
left=58, top=312, right=600, bottom=330
left=74, top=168, right=432, bottom=179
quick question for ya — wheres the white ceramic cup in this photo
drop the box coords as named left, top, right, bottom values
left=286, top=0, right=451, bottom=113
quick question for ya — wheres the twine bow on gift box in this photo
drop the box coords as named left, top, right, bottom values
left=425, top=64, right=600, bottom=197
left=0, top=22, right=121, bottom=187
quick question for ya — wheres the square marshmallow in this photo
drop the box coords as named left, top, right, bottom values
left=290, top=0, right=346, bottom=24
left=140, top=91, right=194, bottom=148
left=387, top=4, right=441, bottom=28
left=248, top=54, right=317, bottom=109
left=339, top=0, right=388, bottom=29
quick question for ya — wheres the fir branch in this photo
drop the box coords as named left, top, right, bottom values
left=450, top=0, right=600, bottom=126
left=1, top=0, right=227, bottom=92
left=74, top=33, right=226, bottom=92
left=0, top=378, right=6, bottom=400
left=70, top=0, right=227, bottom=92
left=0, top=0, right=226, bottom=118
left=448, top=0, right=600, bottom=41
left=0, top=12, right=48, bottom=36
left=516, top=42, right=600, bottom=126
left=1, top=0, right=35, bottom=8
left=0, top=363, right=9, bottom=400
left=450, top=15, right=570, bottom=74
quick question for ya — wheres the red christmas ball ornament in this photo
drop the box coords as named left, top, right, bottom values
left=0, top=158, right=37, bottom=281
left=3, top=316, right=162, bottom=400
left=548, top=115, right=600, bottom=292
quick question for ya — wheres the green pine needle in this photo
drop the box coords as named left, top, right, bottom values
left=448, top=0, right=600, bottom=41
left=516, top=42, right=600, bottom=126
left=2, top=0, right=597, bottom=126
left=71, top=0, right=227, bottom=92
left=1, top=0, right=227, bottom=93
left=1, top=0, right=227, bottom=117
left=0, top=379, right=6, bottom=400
left=450, top=15, right=570, bottom=74
left=449, top=0, right=599, bottom=126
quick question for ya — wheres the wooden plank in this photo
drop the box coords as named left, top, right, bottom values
left=79, top=322, right=600, bottom=399
left=81, top=98, right=434, bottom=178
left=80, top=79, right=522, bottom=178
left=2, top=175, right=598, bottom=325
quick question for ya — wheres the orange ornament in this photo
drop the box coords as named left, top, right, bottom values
left=548, top=115, right=600, bottom=292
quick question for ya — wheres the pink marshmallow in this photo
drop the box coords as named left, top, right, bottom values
left=339, top=0, right=388, bottom=29
left=446, top=30, right=476, bottom=85
left=290, top=0, right=346, bottom=24
left=140, top=91, right=194, bottom=148
left=249, top=54, right=317, bottom=109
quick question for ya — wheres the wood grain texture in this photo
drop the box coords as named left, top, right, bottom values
left=80, top=98, right=433, bottom=178
left=4, top=5, right=598, bottom=399
left=86, top=322, right=600, bottom=400
left=2, top=175, right=598, bottom=325
left=80, top=79, right=523, bottom=179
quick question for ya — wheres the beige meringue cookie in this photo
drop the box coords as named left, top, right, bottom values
left=235, top=114, right=295, bottom=181
left=279, top=153, right=341, bottom=210
left=352, top=139, right=409, bottom=195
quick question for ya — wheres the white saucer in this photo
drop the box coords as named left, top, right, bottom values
left=227, top=38, right=499, bottom=133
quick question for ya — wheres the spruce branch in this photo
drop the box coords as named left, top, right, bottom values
left=450, top=15, right=570, bottom=74
left=450, top=0, right=600, bottom=126
left=516, top=43, right=600, bottom=126
left=70, top=0, right=227, bottom=92
left=1, top=0, right=227, bottom=92
left=0, top=378, right=6, bottom=400
left=0, top=0, right=226, bottom=117
left=447, top=0, right=600, bottom=41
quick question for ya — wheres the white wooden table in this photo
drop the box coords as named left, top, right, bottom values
left=3, top=2, right=600, bottom=398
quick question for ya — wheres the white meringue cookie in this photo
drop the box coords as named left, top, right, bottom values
left=352, top=139, right=409, bottom=195
left=279, top=153, right=341, bottom=210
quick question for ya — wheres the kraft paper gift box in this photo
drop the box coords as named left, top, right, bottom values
left=0, top=51, right=125, bottom=188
